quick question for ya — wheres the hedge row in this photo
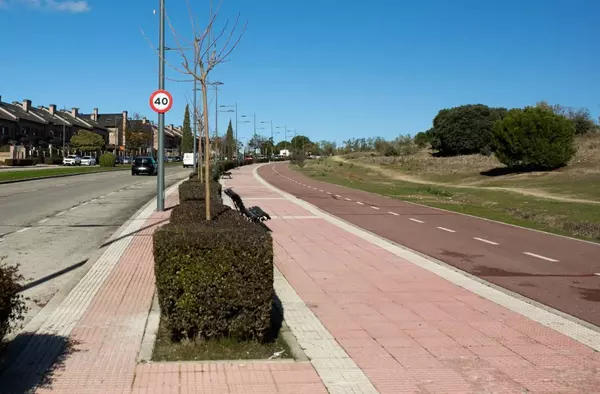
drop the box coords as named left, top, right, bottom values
left=155, top=177, right=274, bottom=341
left=3, top=159, right=35, bottom=166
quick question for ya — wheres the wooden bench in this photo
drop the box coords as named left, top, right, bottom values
left=224, top=187, right=271, bottom=223
left=221, top=171, right=232, bottom=179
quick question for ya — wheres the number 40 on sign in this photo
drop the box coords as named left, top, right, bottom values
left=149, top=90, right=173, bottom=114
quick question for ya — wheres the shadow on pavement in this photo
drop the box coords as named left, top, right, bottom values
left=18, top=259, right=88, bottom=293
left=474, top=265, right=598, bottom=278
left=270, top=293, right=284, bottom=342
left=0, top=333, right=81, bottom=393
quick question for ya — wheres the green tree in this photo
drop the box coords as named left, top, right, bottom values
left=181, top=104, right=194, bottom=153
left=413, top=131, right=430, bottom=148
left=224, top=120, right=235, bottom=159
left=492, top=106, right=576, bottom=169
left=70, top=130, right=105, bottom=152
left=275, top=140, right=291, bottom=152
left=290, top=135, right=311, bottom=154
left=430, top=104, right=507, bottom=156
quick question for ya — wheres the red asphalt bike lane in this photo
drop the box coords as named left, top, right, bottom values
left=258, top=163, right=600, bottom=328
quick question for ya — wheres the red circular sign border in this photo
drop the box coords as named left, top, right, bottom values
left=149, top=89, right=174, bottom=114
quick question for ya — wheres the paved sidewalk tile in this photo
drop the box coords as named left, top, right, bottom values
left=224, top=165, right=600, bottom=393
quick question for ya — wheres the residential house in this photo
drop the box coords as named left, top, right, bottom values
left=0, top=97, right=109, bottom=153
left=80, top=109, right=128, bottom=151
left=0, top=98, right=48, bottom=146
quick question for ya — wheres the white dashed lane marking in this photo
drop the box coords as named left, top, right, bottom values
left=474, top=237, right=499, bottom=245
left=344, top=198, right=351, bottom=201
left=319, top=189, right=324, bottom=192
left=56, top=212, right=65, bottom=217
left=388, top=211, right=399, bottom=216
left=437, top=226, right=456, bottom=233
left=356, top=202, right=364, bottom=205
left=409, top=218, right=424, bottom=223
left=16, top=227, right=30, bottom=233
left=371, top=206, right=380, bottom=210
left=69, top=206, right=78, bottom=211
left=38, top=218, right=50, bottom=224
left=524, top=252, right=559, bottom=262
left=326, top=192, right=332, bottom=195
left=335, top=194, right=342, bottom=198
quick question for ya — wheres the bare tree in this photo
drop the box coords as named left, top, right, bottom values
left=144, top=0, right=246, bottom=220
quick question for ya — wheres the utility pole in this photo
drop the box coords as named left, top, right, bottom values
left=215, top=84, right=219, bottom=160
left=157, top=0, right=166, bottom=211
left=192, top=66, right=197, bottom=170
left=235, top=102, right=238, bottom=167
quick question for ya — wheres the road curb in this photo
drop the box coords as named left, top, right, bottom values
left=0, top=167, right=129, bottom=184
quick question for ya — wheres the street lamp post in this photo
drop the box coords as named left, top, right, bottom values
left=157, top=0, right=166, bottom=211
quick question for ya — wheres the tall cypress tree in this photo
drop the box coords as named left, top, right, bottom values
left=181, top=104, right=194, bottom=153
left=225, top=120, right=235, bottom=159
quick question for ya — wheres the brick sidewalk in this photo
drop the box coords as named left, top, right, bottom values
left=1, top=165, right=598, bottom=393
left=223, top=165, right=600, bottom=393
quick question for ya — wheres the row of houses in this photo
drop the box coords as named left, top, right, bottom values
left=0, top=96, right=184, bottom=157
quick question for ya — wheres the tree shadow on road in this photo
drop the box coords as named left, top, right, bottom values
left=0, top=333, right=82, bottom=393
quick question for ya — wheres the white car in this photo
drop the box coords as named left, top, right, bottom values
left=80, top=156, right=96, bottom=166
left=63, top=155, right=81, bottom=166
left=182, top=152, right=199, bottom=168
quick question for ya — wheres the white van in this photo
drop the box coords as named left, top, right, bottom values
left=182, top=153, right=198, bottom=168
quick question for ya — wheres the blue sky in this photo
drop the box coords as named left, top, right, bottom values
left=1, top=0, right=599, bottom=145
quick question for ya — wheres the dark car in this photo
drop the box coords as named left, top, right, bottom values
left=131, top=157, right=158, bottom=176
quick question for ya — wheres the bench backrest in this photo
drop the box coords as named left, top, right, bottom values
left=225, top=188, right=248, bottom=214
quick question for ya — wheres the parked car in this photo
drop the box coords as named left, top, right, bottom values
left=63, top=155, right=81, bottom=166
left=80, top=156, right=96, bottom=166
left=131, top=157, right=158, bottom=176
left=122, top=156, right=132, bottom=164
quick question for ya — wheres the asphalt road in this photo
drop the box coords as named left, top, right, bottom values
left=0, top=167, right=189, bottom=332
left=258, top=163, right=600, bottom=328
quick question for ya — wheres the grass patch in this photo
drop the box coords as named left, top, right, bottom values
left=152, top=317, right=292, bottom=361
left=294, top=159, right=600, bottom=242
left=0, top=166, right=128, bottom=182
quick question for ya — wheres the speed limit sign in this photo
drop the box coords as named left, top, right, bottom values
left=149, top=89, right=173, bottom=114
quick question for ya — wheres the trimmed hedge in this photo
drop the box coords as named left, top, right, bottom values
left=4, top=159, right=34, bottom=166
left=99, top=152, right=116, bottom=167
left=153, top=218, right=274, bottom=341
left=44, top=157, right=63, bottom=165
left=178, top=179, right=222, bottom=204
left=0, top=260, right=27, bottom=341
left=170, top=200, right=232, bottom=224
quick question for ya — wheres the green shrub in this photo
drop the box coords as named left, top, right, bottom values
left=492, top=106, right=576, bottom=169
left=290, top=152, right=306, bottom=167
left=0, top=258, right=27, bottom=341
left=44, top=156, right=63, bottom=165
left=178, top=179, right=222, bottom=204
left=153, top=219, right=273, bottom=341
left=99, top=152, right=116, bottom=167
left=4, top=159, right=34, bottom=166
left=170, top=200, right=232, bottom=224
left=413, top=131, right=430, bottom=148
left=430, top=104, right=507, bottom=155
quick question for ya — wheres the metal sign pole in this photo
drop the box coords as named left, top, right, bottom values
left=157, top=0, right=166, bottom=211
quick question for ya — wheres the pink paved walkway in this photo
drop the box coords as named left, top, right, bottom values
left=224, top=165, right=600, bottom=393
